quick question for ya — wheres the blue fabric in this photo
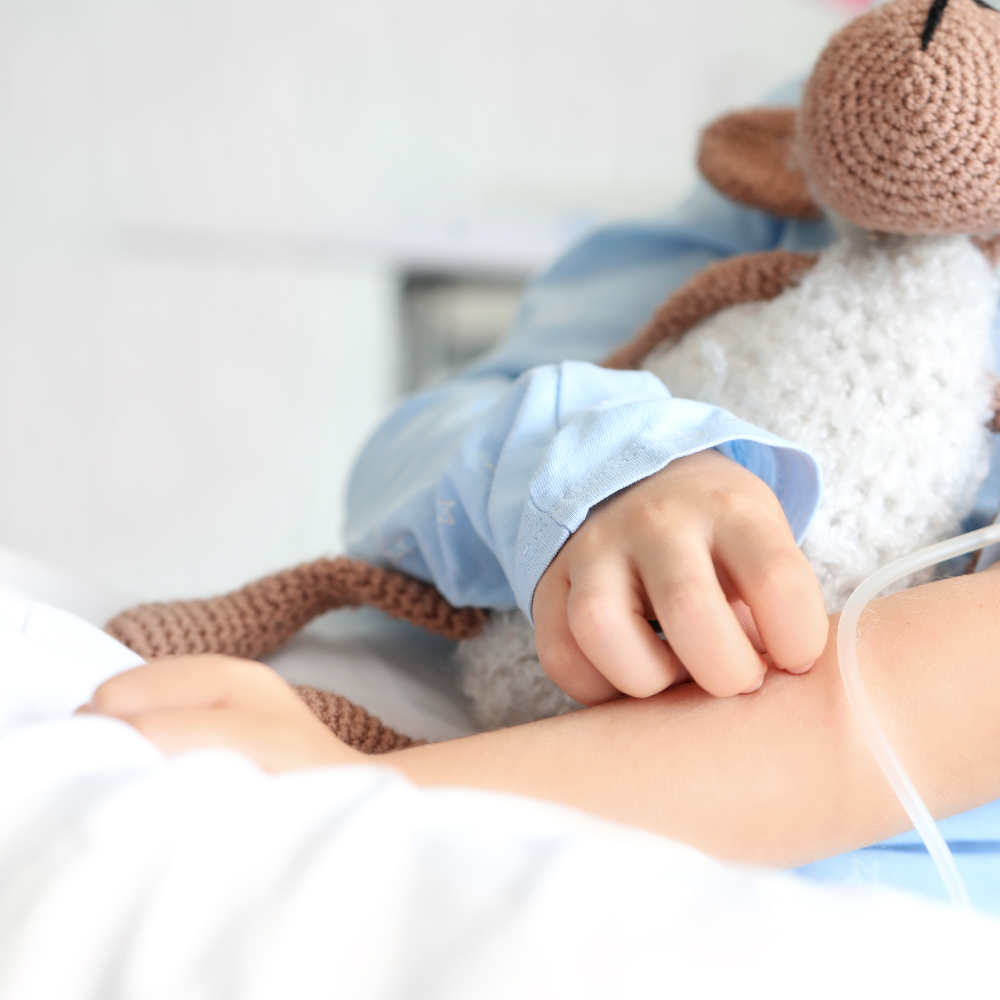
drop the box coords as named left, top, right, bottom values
left=346, top=183, right=829, bottom=619
left=797, top=801, right=1000, bottom=917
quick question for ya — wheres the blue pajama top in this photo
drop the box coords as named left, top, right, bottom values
left=345, top=175, right=1000, bottom=912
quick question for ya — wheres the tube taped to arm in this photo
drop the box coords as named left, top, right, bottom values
left=348, top=360, right=820, bottom=618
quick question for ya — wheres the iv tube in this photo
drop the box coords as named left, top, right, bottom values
left=837, top=522, right=1000, bottom=910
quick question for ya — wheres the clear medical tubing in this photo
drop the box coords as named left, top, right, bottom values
left=838, top=523, right=1000, bottom=910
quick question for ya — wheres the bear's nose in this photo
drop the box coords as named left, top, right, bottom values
left=924, top=0, right=997, bottom=50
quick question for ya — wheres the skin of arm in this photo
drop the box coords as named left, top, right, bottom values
left=393, top=568, right=1000, bottom=867
left=87, top=565, right=1000, bottom=868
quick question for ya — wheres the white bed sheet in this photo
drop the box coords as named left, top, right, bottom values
left=1, top=593, right=1000, bottom=998
left=0, top=543, right=479, bottom=743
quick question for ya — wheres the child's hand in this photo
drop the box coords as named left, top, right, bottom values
left=81, top=656, right=363, bottom=773
left=533, top=449, right=828, bottom=704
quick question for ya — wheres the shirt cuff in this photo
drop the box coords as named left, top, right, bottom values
left=513, top=400, right=822, bottom=622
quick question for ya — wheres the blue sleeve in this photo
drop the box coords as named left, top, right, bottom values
left=345, top=183, right=835, bottom=617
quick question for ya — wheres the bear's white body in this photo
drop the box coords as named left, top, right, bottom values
left=645, top=233, right=997, bottom=610
left=458, top=233, right=998, bottom=730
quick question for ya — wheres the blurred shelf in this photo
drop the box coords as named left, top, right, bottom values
left=114, top=214, right=585, bottom=280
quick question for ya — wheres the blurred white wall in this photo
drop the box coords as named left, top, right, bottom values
left=0, top=0, right=849, bottom=602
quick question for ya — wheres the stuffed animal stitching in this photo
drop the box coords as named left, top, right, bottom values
left=106, top=0, right=1000, bottom=747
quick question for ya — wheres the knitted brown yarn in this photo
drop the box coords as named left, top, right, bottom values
left=799, top=0, right=1000, bottom=236
left=294, top=685, right=424, bottom=753
left=974, top=233, right=1000, bottom=266
left=105, top=556, right=488, bottom=662
left=698, top=108, right=822, bottom=221
left=603, top=250, right=818, bottom=370
left=988, top=380, right=1000, bottom=434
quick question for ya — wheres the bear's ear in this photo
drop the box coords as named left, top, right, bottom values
left=698, top=108, right=822, bottom=220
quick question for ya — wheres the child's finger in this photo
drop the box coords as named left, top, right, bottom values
left=566, top=557, right=687, bottom=698
left=729, top=599, right=766, bottom=654
left=715, top=516, right=828, bottom=673
left=88, top=656, right=287, bottom=718
left=533, top=572, right=620, bottom=705
left=635, top=540, right=765, bottom=698
left=124, top=705, right=273, bottom=757
left=121, top=704, right=356, bottom=773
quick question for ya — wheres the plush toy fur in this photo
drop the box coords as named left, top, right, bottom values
left=458, top=610, right=581, bottom=728
left=107, top=0, right=1000, bottom=742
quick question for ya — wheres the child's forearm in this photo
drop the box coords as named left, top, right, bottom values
left=385, top=569, right=1000, bottom=867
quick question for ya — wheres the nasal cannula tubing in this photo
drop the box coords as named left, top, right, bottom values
left=837, top=522, right=1000, bottom=910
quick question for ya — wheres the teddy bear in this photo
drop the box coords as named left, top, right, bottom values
left=106, top=0, right=1000, bottom=743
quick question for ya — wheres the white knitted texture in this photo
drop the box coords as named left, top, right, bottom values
left=458, top=609, right=580, bottom=729
left=645, top=233, right=996, bottom=610
left=458, top=233, right=997, bottom=729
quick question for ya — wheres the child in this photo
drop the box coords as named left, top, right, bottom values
left=84, top=125, right=1000, bottom=873
left=88, top=0, right=1000, bottom=877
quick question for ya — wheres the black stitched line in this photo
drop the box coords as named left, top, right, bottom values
left=924, top=0, right=999, bottom=51
left=922, top=0, right=951, bottom=50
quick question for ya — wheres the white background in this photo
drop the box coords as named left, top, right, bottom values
left=0, top=0, right=850, bottom=602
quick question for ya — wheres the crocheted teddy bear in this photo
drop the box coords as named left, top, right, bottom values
left=107, top=0, right=1000, bottom=744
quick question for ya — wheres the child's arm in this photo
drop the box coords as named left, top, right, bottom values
left=395, top=568, right=1000, bottom=867
left=347, top=187, right=832, bottom=698
left=87, top=566, right=1000, bottom=868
